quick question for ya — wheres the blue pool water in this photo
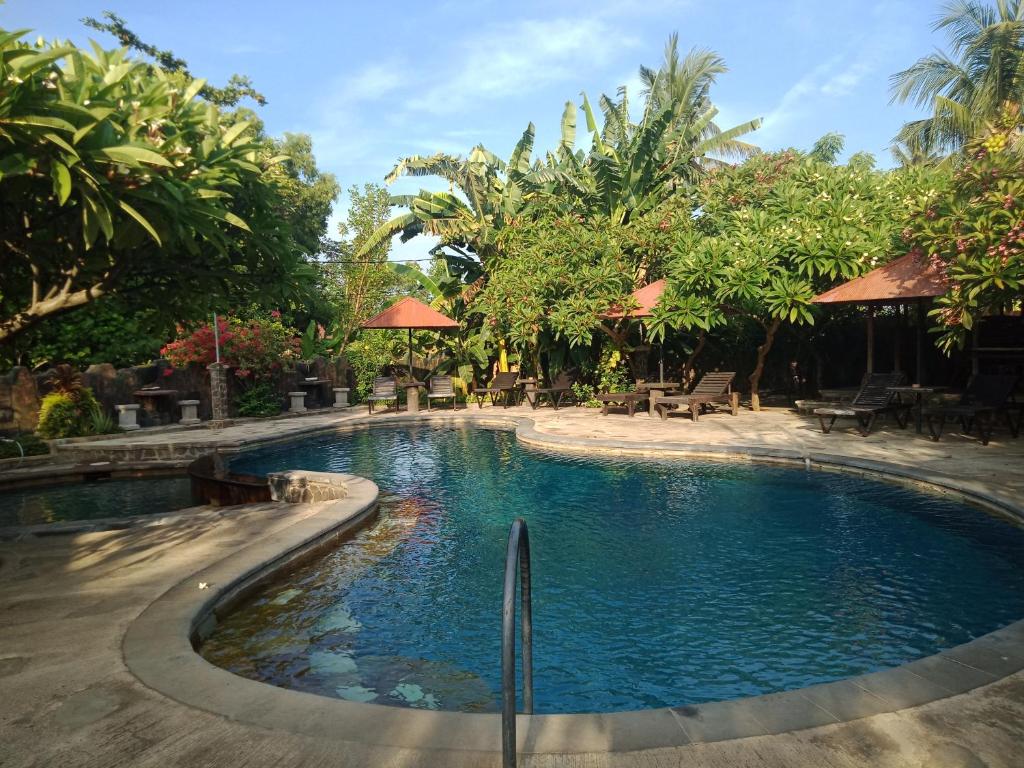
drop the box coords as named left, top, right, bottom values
left=0, top=476, right=194, bottom=527
left=201, top=425, right=1024, bottom=714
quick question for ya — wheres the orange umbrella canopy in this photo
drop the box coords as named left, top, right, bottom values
left=813, top=253, right=947, bottom=305
left=603, top=279, right=667, bottom=319
left=361, top=297, right=459, bottom=330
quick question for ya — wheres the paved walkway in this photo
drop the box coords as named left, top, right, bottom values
left=2, top=404, right=1023, bottom=767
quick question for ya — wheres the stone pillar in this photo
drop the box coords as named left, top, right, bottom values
left=333, top=387, right=350, bottom=408
left=288, top=391, right=307, bottom=413
left=208, top=363, right=229, bottom=422
left=179, top=399, right=200, bottom=425
left=116, top=403, right=141, bottom=431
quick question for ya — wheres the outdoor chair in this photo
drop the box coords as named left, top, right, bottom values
left=525, top=371, right=578, bottom=410
left=593, top=391, right=649, bottom=416
left=473, top=371, right=521, bottom=408
left=427, top=375, right=457, bottom=410
left=922, top=374, right=1021, bottom=446
left=654, top=371, right=738, bottom=421
left=814, top=372, right=907, bottom=436
left=367, top=376, right=398, bottom=414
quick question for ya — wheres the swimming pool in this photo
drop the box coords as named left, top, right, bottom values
left=200, top=425, right=1024, bottom=714
left=0, top=476, right=195, bottom=527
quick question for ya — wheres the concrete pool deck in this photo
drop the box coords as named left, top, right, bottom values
left=2, top=404, right=1024, bottom=766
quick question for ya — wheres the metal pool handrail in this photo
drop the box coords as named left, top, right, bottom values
left=502, top=517, right=533, bottom=768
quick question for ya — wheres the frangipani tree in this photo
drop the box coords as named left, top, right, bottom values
left=0, top=29, right=298, bottom=343
left=655, top=144, right=950, bottom=405
left=907, top=111, right=1024, bottom=351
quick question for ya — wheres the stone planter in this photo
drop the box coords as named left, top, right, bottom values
left=116, top=403, right=141, bottom=431
left=179, top=399, right=200, bottom=425
left=333, top=388, right=350, bottom=408
left=287, top=391, right=307, bottom=413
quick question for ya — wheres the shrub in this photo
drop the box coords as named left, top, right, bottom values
left=0, top=434, right=49, bottom=459
left=236, top=382, right=282, bottom=417
left=346, top=332, right=403, bottom=402
left=161, top=314, right=301, bottom=382
left=36, top=389, right=97, bottom=439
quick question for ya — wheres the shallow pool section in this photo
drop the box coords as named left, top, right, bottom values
left=201, top=426, right=1024, bottom=714
left=0, top=476, right=195, bottom=527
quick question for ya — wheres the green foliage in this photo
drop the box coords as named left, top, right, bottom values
left=9, top=298, right=166, bottom=369
left=346, top=331, right=404, bottom=401
left=657, top=146, right=951, bottom=394
left=0, top=433, right=49, bottom=458
left=236, top=382, right=282, bottom=417
left=479, top=214, right=635, bottom=372
left=36, top=387, right=104, bottom=439
left=907, top=115, right=1024, bottom=351
left=81, top=12, right=267, bottom=107
left=319, top=184, right=403, bottom=353
left=0, top=27, right=328, bottom=345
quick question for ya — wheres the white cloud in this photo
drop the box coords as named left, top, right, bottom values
left=408, top=16, right=641, bottom=114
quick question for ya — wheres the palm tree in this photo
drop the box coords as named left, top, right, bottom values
left=891, top=0, right=1024, bottom=153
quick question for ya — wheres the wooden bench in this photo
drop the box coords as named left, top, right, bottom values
left=593, top=392, right=649, bottom=416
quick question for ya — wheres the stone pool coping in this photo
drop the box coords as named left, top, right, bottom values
left=120, top=412, right=1024, bottom=755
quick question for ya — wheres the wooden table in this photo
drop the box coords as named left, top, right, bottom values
left=888, top=385, right=946, bottom=433
left=636, top=381, right=682, bottom=417
left=297, top=378, right=332, bottom=408
left=133, top=388, right=178, bottom=425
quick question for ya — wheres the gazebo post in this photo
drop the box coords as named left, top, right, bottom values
left=893, top=304, right=902, bottom=374
left=866, top=306, right=875, bottom=374
left=916, top=298, right=926, bottom=384
left=408, top=328, right=413, bottom=377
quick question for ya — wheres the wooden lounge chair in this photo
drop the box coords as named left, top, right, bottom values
left=473, top=371, right=521, bottom=408
left=654, top=372, right=738, bottom=421
left=367, top=376, right=398, bottom=414
left=426, top=375, right=457, bottom=410
left=594, top=391, right=649, bottom=416
left=923, top=374, right=1021, bottom=445
left=525, top=371, right=578, bottom=410
left=814, top=373, right=907, bottom=436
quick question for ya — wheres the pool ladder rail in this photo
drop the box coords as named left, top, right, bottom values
left=502, top=517, right=533, bottom=768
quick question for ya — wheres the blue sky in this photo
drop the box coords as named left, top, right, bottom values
left=5, top=0, right=943, bottom=260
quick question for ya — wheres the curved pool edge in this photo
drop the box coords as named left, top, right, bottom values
left=122, top=412, right=1024, bottom=755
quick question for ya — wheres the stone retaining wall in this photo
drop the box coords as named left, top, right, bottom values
left=0, top=356, right=351, bottom=434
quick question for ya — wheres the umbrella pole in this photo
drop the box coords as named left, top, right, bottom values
left=408, top=328, right=413, bottom=378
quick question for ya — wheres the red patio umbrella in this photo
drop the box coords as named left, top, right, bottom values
left=362, top=297, right=459, bottom=376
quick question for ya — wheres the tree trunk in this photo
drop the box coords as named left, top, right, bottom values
left=748, top=317, right=782, bottom=411
left=681, top=330, right=707, bottom=389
